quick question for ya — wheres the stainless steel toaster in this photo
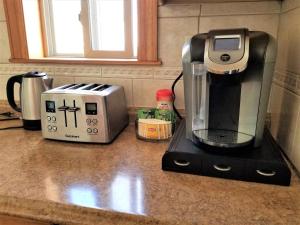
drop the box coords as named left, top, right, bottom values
left=41, top=83, right=129, bottom=143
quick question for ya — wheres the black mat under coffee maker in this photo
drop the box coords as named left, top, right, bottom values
left=162, top=120, right=291, bottom=186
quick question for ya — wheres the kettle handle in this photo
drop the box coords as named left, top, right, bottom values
left=6, top=75, right=23, bottom=112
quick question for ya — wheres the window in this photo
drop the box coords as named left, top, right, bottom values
left=3, top=0, right=159, bottom=65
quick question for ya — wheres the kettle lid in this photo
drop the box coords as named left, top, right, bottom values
left=23, top=71, right=47, bottom=78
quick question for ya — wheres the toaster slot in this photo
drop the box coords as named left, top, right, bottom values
left=66, top=84, right=87, bottom=90
left=80, top=84, right=99, bottom=90
left=92, top=84, right=111, bottom=92
left=57, top=84, right=77, bottom=90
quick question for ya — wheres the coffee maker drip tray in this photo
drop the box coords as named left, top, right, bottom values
left=193, top=129, right=254, bottom=148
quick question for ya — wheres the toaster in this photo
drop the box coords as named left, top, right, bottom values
left=41, top=83, right=129, bottom=143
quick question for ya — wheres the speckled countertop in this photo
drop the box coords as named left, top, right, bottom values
left=0, top=108, right=300, bottom=225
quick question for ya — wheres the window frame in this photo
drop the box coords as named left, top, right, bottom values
left=81, top=0, right=134, bottom=59
left=42, top=0, right=85, bottom=57
left=3, top=0, right=160, bottom=65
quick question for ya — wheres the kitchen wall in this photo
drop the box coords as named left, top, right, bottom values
left=0, top=0, right=280, bottom=110
left=269, top=0, right=300, bottom=172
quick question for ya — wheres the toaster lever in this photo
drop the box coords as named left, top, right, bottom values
left=68, top=107, right=80, bottom=112
left=58, top=106, right=69, bottom=111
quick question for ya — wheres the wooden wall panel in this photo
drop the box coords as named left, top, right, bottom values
left=3, top=0, right=29, bottom=60
left=138, top=0, right=158, bottom=62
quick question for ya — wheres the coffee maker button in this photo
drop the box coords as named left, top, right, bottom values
left=47, top=116, right=51, bottom=121
left=48, top=125, right=52, bottom=130
left=52, top=116, right=56, bottom=122
left=52, top=126, right=57, bottom=131
left=220, top=54, right=231, bottom=62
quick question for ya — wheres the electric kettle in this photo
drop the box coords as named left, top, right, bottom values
left=6, top=71, right=53, bottom=130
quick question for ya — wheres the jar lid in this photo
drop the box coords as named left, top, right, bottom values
left=156, top=89, right=174, bottom=101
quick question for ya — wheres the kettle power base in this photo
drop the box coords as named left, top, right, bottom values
left=162, top=120, right=291, bottom=186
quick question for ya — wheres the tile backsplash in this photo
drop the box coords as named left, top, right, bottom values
left=270, top=0, right=300, bottom=171
left=0, top=0, right=280, bottom=108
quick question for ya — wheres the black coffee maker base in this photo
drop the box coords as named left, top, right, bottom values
left=162, top=120, right=291, bottom=186
left=23, top=119, right=41, bottom=130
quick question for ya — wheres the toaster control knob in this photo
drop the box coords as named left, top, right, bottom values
left=47, top=116, right=51, bottom=121
left=93, top=128, right=98, bottom=133
left=58, top=106, right=69, bottom=111
left=52, top=116, right=56, bottom=122
left=87, top=128, right=92, bottom=133
left=86, top=119, right=92, bottom=125
left=68, top=107, right=80, bottom=112
left=52, top=126, right=57, bottom=131
left=92, top=119, right=98, bottom=125
left=48, top=125, right=52, bottom=130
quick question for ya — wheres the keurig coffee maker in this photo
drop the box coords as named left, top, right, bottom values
left=183, top=28, right=276, bottom=151
left=162, top=28, right=291, bottom=186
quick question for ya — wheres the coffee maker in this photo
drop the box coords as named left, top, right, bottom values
left=183, top=28, right=276, bottom=151
left=162, top=29, right=291, bottom=186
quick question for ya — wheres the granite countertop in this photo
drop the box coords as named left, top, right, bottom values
left=0, top=108, right=300, bottom=225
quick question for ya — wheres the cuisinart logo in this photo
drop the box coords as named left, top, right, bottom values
left=65, top=134, right=80, bottom=139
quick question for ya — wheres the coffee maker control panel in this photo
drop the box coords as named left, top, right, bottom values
left=204, top=29, right=249, bottom=75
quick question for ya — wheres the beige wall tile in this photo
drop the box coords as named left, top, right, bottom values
left=281, top=0, right=300, bottom=12
left=159, top=4, right=200, bottom=18
left=54, top=65, right=100, bottom=77
left=274, top=70, right=299, bottom=94
left=159, top=17, right=199, bottom=67
left=269, top=84, right=300, bottom=156
left=0, top=63, right=12, bottom=76
left=51, top=76, right=75, bottom=88
left=275, top=8, right=300, bottom=74
left=269, top=84, right=284, bottom=143
left=133, top=79, right=184, bottom=109
left=0, top=0, right=5, bottom=22
left=199, top=14, right=279, bottom=38
left=201, top=1, right=281, bottom=16
left=8, top=64, right=54, bottom=76
left=154, top=67, right=183, bottom=79
left=0, top=75, right=20, bottom=101
left=0, top=22, right=10, bottom=63
left=74, top=77, right=133, bottom=107
left=102, top=66, right=153, bottom=79
left=291, top=112, right=300, bottom=171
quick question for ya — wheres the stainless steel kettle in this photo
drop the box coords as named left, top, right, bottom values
left=6, top=71, right=53, bottom=130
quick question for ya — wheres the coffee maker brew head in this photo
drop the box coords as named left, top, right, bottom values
left=182, top=28, right=276, bottom=151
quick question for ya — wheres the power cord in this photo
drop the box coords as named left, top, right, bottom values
left=0, top=111, right=23, bottom=130
left=171, top=71, right=183, bottom=120
left=0, top=111, right=20, bottom=121
left=0, top=126, right=23, bottom=131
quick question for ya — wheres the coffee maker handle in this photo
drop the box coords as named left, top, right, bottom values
left=6, top=75, right=23, bottom=112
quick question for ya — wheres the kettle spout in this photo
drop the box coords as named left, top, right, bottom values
left=43, top=77, right=54, bottom=90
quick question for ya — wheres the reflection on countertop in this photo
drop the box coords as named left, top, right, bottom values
left=0, top=117, right=299, bottom=225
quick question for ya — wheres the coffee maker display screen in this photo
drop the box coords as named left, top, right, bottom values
left=214, top=38, right=240, bottom=51
left=46, top=101, right=56, bottom=113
